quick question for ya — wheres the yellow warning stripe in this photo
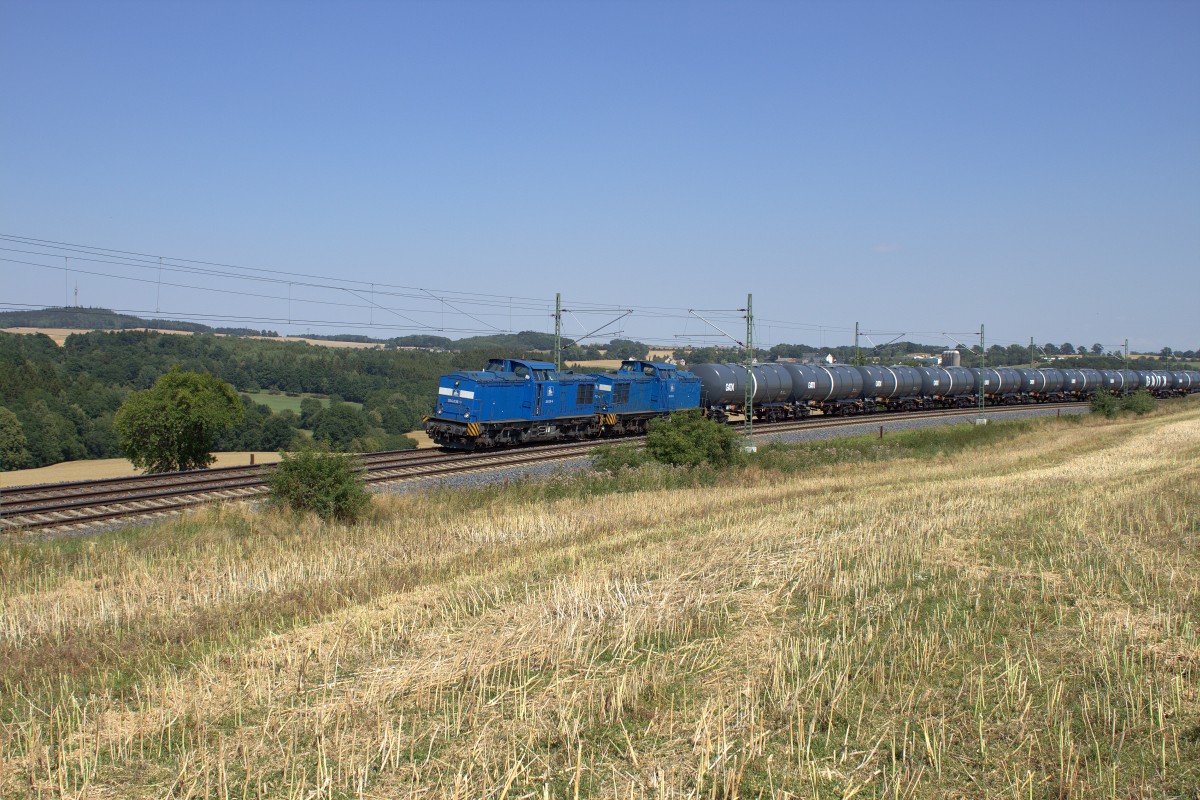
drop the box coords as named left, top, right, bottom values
left=604, top=414, right=617, bottom=426
left=466, top=422, right=480, bottom=437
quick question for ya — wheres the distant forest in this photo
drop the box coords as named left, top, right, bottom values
left=0, top=330, right=478, bottom=471
left=0, top=306, right=278, bottom=337
left=1, top=307, right=1194, bottom=472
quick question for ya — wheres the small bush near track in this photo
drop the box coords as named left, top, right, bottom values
left=591, top=442, right=650, bottom=473
left=645, top=410, right=744, bottom=468
left=269, top=446, right=371, bottom=522
left=1091, top=390, right=1156, bottom=418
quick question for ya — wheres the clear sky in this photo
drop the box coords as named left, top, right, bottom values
left=2, top=0, right=1197, bottom=353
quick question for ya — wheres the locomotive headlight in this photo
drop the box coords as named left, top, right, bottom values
left=437, top=404, right=443, bottom=414
left=464, top=411, right=470, bottom=418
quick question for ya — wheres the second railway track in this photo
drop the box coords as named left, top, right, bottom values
left=0, top=402, right=1084, bottom=536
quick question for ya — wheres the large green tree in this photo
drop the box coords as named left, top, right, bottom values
left=114, top=369, right=244, bottom=472
left=0, top=407, right=31, bottom=470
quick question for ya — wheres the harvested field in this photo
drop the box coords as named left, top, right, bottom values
left=0, top=327, right=198, bottom=346
left=402, top=428, right=438, bottom=449
left=566, top=359, right=625, bottom=370
left=0, top=452, right=283, bottom=488
left=0, top=327, right=386, bottom=350
left=0, top=403, right=1197, bottom=798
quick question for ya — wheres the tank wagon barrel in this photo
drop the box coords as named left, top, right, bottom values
left=691, top=363, right=794, bottom=406
left=781, top=364, right=864, bottom=403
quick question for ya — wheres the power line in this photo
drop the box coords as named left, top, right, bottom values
left=0, top=233, right=557, bottom=306
left=4, top=234, right=1152, bottom=350
left=0, top=257, right=556, bottom=329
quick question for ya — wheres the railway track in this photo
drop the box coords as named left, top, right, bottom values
left=0, top=401, right=1085, bottom=536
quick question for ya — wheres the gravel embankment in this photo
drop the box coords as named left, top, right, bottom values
left=757, top=404, right=1089, bottom=446
left=376, top=404, right=1091, bottom=495
left=375, top=456, right=595, bottom=495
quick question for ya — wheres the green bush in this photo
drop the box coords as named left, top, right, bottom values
left=591, top=442, right=650, bottom=473
left=1120, top=390, right=1156, bottom=415
left=1090, top=390, right=1156, bottom=418
left=645, top=410, right=744, bottom=468
left=268, top=446, right=372, bottom=522
left=1090, top=392, right=1120, bottom=418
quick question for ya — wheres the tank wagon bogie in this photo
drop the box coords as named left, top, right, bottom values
left=423, top=354, right=1200, bottom=450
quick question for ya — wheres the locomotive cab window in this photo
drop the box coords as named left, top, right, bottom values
left=613, top=384, right=631, bottom=404
left=575, top=384, right=595, bottom=404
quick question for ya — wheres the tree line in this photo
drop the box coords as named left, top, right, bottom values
left=0, top=330, right=464, bottom=470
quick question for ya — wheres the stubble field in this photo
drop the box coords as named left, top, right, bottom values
left=0, top=402, right=1197, bottom=798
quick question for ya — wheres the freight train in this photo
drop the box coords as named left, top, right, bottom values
left=423, top=357, right=1199, bottom=450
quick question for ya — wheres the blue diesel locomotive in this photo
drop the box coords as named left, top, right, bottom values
left=424, top=358, right=699, bottom=449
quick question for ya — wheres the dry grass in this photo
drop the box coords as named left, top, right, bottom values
left=0, top=403, right=1197, bottom=798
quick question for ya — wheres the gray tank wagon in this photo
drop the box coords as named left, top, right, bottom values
left=1077, top=369, right=1103, bottom=393
left=1152, top=370, right=1176, bottom=392
left=1039, top=369, right=1066, bottom=394
left=691, top=363, right=746, bottom=406
left=1138, top=370, right=1169, bottom=392
left=854, top=365, right=923, bottom=410
left=780, top=363, right=864, bottom=405
left=975, top=368, right=999, bottom=395
left=755, top=363, right=793, bottom=403
left=988, top=368, right=1025, bottom=401
left=855, top=366, right=919, bottom=398
left=1017, top=368, right=1050, bottom=396
left=1059, top=368, right=1085, bottom=394
left=1119, top=369, right=1142, bottom=391
left=691, top=362, right=797, bottom=421
left=1099, top=369, right=1145, bottom=393
left=917, top=366, right=975, bottom=400
left=698, top=363, right=791, bottom=404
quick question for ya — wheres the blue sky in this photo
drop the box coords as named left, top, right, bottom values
left=2, top=0, right=1197, bottom=353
